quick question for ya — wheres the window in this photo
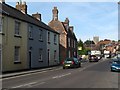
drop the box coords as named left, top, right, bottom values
left=69, top=50, right=71, bottom=58
left=71, top=39, right=73, bottom=47
left=54, top=50, right=57, bottom=61
left=0, top=44, right=2, bottom=61
left=68, top=38, right=70, bottom=47
left=39, top=49, right=43, bottom=62
left=29, top=26, right=33, bottom=39
left=14, top=46, right=20, bottom=63
left=39, top=29, right=43, bottom=41
left=54, top=34, right=57, bottom=44
left=15, top=21, right=20, bottom=35
left=74, top=41, right=76, bottom=48
left=0, top=17, right=3, bottom=33
left=48, top=32, right=50, bottom=43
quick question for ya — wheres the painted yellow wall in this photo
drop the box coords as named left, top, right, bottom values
left=2, top=15, right=28, bottom=72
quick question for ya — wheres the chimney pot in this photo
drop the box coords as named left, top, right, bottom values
left=0, top=0, right=5, bottom=3
left=32, top=12, right=41, bottom=21
left=16, top=1, right=27, bottom=14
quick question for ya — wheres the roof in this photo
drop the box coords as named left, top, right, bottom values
left=61, top=22, right=77, bottom=40
left=1, top=3, right=59, bottom=34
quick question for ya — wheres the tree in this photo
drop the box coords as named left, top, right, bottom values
left=78, top=39, right=84, bottom=50
left=77, top=39, right=88, bottom=55
left=84, top=40, right=95, bottom=46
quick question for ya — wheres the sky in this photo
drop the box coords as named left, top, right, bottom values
left=6, top=0, right=119, bottom=42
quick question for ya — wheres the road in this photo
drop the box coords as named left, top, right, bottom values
left=2, top=58, right=119, bottom=89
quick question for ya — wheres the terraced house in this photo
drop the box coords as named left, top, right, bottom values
left=49, top=7, right=77, bottom=63
left=1, top=1, right=59, bottom=72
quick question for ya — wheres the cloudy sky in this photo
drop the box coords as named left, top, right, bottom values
left=6, top=0, right=119, bottom=42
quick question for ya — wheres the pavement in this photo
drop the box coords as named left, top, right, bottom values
left=1, top=65, right=62, bottom=79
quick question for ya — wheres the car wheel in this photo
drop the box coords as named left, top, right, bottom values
left=111, top=68, right=114, bottom=72
left=63, top=67, right=65, bottom=69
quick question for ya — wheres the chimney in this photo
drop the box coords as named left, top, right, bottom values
left=65, top=17, right=69, bottom=25
left=64, top=18, right=69, bottom=31
left=69, top=26, right=73, bottom=33
left=52, top=7, right=59, bottom=21
left=16, top=1, right=27, bottom=14
left=0, top=0, right=5, bottom=3
left=32, top=12, right=41, bottom=21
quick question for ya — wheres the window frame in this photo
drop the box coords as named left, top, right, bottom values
left=54, top=34, right=57, bottom=45
left=15, top=21, right=21, bottom=36
left=38, top=49, right=43, bottom=62
left=54, top=50, right=57, bottom=61
left=48, top=32, right=50, bottom=43
left=39, top=29, right=43, bottom=41
left=14, top=46, right=21, bottom=63
left=28, top=26, right=33, bottom=39
left=0, top=17, right=3, bottom=33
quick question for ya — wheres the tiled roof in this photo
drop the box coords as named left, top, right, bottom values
left=1, top=3, right=59, bottom=34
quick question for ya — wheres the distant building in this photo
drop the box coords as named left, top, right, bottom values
left=97, top=39, right=111, bottom=50
left=49, top=7, right=77, bottom=62
left=93, top=36, right=99, bottom=44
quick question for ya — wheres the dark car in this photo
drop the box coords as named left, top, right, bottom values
left=62, top=58, right=81, bottom=69
left=111, top=60, right=120, bottom=72
left=89, top=55, right=99, bottom=62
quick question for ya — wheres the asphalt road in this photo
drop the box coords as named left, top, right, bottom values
left=2, top=58, right=119, bottom=89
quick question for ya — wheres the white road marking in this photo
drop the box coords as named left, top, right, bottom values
left=27, top=82, right=46, bottom=88
left=12, top=82, right=37, bottom=88
left=52, top=73, right=71, bottom=79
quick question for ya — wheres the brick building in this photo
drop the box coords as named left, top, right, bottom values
left=48, top=7, right=77, bottom=63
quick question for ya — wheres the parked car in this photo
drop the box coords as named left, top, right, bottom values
left=96, top=54, right=102, bottom=60
left=88, top=55, right=99, bottom=62
left=110, top=60, right=120, bottom=72
left=62, top=58, right=81, bottom=69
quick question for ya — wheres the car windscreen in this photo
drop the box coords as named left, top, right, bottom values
left=113, top=61, right=120, bottom=64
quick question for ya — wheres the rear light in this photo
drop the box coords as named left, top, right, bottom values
left=62, top=61, right=64, bottom=64
left=72, top=61, right=74, bottom=64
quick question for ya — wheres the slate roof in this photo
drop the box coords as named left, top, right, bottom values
left=1, top=3, right=59, bottom=34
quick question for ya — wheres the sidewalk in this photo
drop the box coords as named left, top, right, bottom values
left=1, top=65, right=62, bottom=79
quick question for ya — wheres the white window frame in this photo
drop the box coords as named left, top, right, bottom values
left=15, top=21, right=20, bottom=35
left=68, top=38, right=70, bottom=47
left=39, top=49, right=43, bottom=62
left=14, top=46, right=20, bottom=62
left=29, top=26, right=33, bottom=39
left=0, top=44, right=2, bottom=61
left=39, top=29, right=43, bottom=41
left=0, top=17, right=3, bottom=33
left=69, top=50, right=71, bottom=58
left=48, top=32, right=50, bottom=43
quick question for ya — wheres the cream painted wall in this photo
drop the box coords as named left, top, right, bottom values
left=2, top=15, right=28, bottom=72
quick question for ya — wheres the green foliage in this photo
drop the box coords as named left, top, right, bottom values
left=77, top=39, right=90, bottom=55
left=84, top=40, right=95, bottom=45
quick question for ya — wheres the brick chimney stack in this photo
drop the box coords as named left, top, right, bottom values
left=69, top=26, right=73, bottom=33
left=0, top=0, right=5, bottom=3
left=64, top=18, right=69, bottom=31
left=32, top=12, right=42, bottom=21
left=16, top=1, right=27, bottom=14
left=52, top=7, right=59, bottom=21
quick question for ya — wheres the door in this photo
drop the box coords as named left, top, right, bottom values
left=48, top=49, right=50, bottom=66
